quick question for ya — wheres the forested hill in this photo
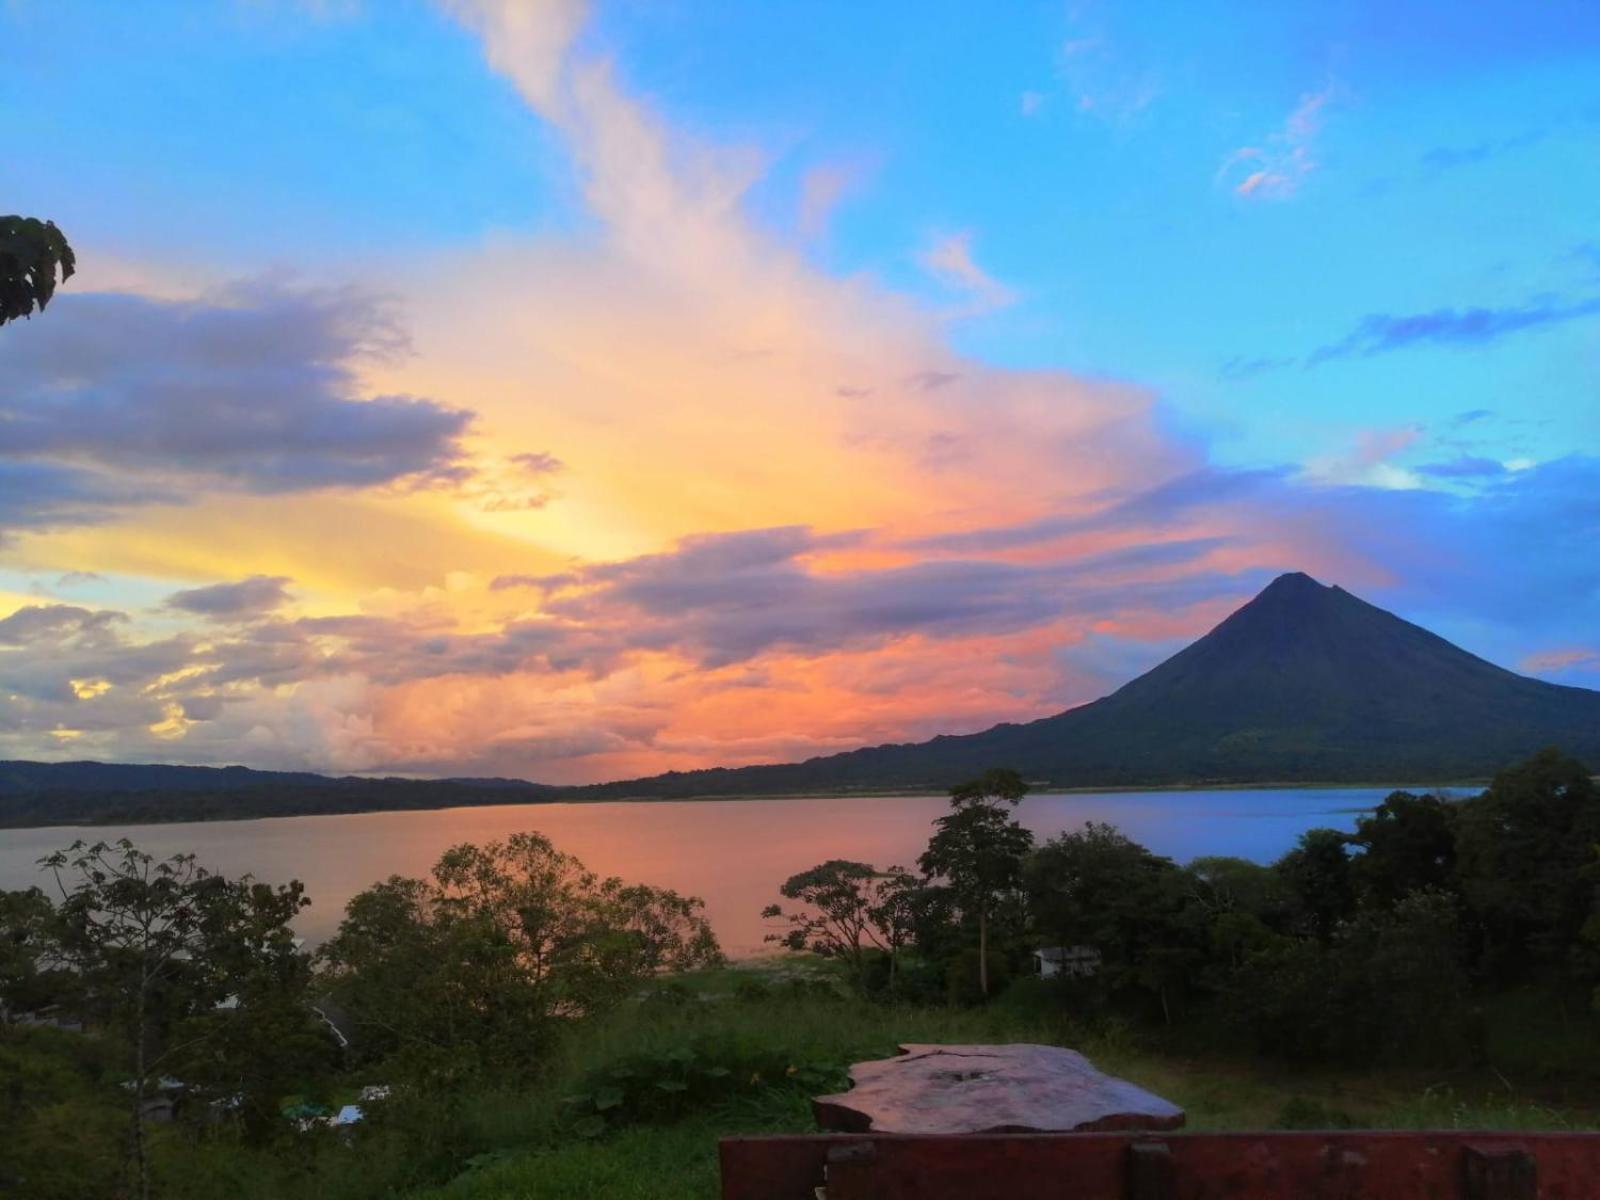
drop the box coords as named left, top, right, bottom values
left=5, top=573, right=1598, bottom=824
left=563, top=572, right=1600, bottom=799
left=0, top=761, right=558, bottom=828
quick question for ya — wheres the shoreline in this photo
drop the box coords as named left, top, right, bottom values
left=0, top=776, right=1487, bottom=832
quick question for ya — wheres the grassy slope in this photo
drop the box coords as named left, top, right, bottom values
left=396, top=962, right=1598, bottom=1200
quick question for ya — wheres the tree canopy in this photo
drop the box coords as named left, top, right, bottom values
left=318, top=831, right=722, bottom=1081
left=761, top=860, right=917, bottom=987
left=919, top=769, right=1033, bottom=997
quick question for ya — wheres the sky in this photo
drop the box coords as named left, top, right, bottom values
left=1, top=0, right=1597, bottom=783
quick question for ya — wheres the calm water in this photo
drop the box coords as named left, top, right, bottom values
left=0, top=789, right=1411, bottom=957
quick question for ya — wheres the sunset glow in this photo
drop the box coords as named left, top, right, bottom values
left=3, top=0, right=1598, bottom=782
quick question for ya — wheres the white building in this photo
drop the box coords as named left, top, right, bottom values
left=1032, top=945, right=1101, bottom=980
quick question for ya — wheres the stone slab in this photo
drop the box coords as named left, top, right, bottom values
left=812, top=1043, right=1185, bottom=1135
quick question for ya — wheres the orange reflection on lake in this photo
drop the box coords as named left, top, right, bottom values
left=0, top=789, right=1399, bottom=956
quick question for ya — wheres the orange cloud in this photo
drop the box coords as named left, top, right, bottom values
left=0, top=0, right=1335, bottom=783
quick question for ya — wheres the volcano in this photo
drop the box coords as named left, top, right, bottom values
left=575, top=572, right=1600, bottom=796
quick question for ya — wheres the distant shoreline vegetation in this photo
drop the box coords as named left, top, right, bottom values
left=0, top=762, right=1510, bottom=829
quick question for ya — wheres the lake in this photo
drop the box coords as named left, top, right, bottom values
left=0, top=788, right=1418, bottom=956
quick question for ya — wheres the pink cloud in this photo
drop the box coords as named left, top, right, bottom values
left=916, top=231, right=1018, bottom=313
left=1220, top=87, right=1338, bottom=200
left=1521, top=647, right=1600, bottom=675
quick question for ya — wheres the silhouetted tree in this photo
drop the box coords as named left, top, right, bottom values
left=1, top=216, right=74, bottom=326
left=762, top=860, right=918, bottom=989
left=919, top=768, right=1032, bottom=998
left=1455, top=747, right=1600, bottom=978
left=319, top=832, right=722, bottom=1081
left=1276, top=827, right=1355, bottom=941
left=1348, top=790, right=1458, bottom=908
left=39, top=840, right=311, bottom=1200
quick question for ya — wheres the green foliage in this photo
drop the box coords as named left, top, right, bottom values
left=943, top=946, right=1013, bottom=1006
left=0, top=1027, right=126, bottom=1200
left=0, top=216, right=74, bottom=326
left=1275, top=827, right=1356, bottom=940
left=1348, top=790, right=1458, bottom=907
left=557, top=1039, right=846, bottom=1138
left=31, top=839, right=320, bottom=1198
left=1004, top=752, right=1600, bottom=1074
left=1025, top=823, right=1201, bottom=1020
left=1455, top=747, right=1600, bottom=979
left=318, top=832, right=723, bottom=1082
left=1221, top=889, right=1478, bottom=1065
left=0, top=886, right=73, bottom=1014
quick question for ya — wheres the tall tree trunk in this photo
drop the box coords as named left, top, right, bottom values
left=132, top=984, right=150, bottom=1200
left=978, top=907, right=989, bottom=997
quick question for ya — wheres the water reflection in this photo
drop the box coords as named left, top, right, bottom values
left=0, top=788, right=1402, bottom=956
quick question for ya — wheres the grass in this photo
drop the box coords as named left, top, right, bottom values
left=381, top=961, right=1600, bottom=1200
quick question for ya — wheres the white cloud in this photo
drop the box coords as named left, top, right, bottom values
left=916, top=231, right=1018, bottom=314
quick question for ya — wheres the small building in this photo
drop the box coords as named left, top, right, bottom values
left=1032, top=945, right=1101, bottom=980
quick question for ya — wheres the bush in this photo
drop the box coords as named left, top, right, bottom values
left=944, top=948, right=1012, bottom=1006
left=557, top=1038, right=849, bottom=1139
left=1222, top=889, right=1479, bottom=1066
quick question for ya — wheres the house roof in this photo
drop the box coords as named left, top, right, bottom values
left=1033, top=946, right=1100, bottom=961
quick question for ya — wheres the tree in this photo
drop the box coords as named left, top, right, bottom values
left=869, top=866, right=923, bottom=989
left=1224, top=887, right=1474, bottom=1065
left=1275, top=827, right=1355, bottom=941
left=1455, top=747, right=1600, bottom=978
left=1184, top=855, right=1292, bottom=924
left=1, top=216, right=74, bottom=326
left=918, top=768, right=1033, bottom=999
left=1026, top=823, right=1198, bottom=1021
left=319, top=832, right=722, bottom=1080
left=39, top=840, right=311, bottom=1200
left=0, top=887, right=72, bottom=1017
left=1182, top=856, right=1292, bottom=972
left=1348, top=790, right=1458, bottom=908
left=762, top=860, right=918, bottom=989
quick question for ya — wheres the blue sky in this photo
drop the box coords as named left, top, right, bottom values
left=0, top=0, right=1597, bottom=777
left=9, top=0, right=1596, bottom=467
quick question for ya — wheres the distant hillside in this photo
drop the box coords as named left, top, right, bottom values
left=0, top=760, right=344, bottom=796
left=565, top=572, right=1600, bottom=798
left=0, top=760, right=557, bottom=828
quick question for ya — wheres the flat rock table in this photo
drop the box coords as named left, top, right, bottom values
left=812, top=1043, right=1185, bottom=1135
